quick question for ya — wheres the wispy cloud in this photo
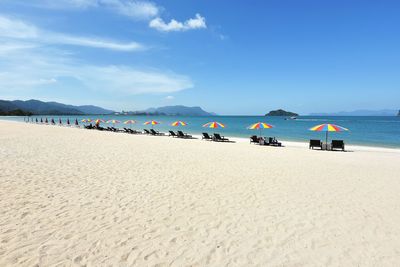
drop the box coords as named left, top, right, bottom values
left=101, top=0, right=159, bottom=20
left=0, top=43, right=193, bottom=96
left=6, top=0, right=160, bottom=20
left=149, top=14, right=207, bottom=32
left=0, top=15, right=144, bottom=51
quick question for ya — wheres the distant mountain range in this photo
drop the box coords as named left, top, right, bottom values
left=310, top=109, right=399, bottom=116
left=126, top=105, right=216, bottom=116
left=0, top=99, right=114, bottom=115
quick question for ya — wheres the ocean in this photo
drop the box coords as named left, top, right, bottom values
left=3, top=115, right=400, bottom=148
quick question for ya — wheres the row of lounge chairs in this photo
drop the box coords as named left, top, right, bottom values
left=250, top=135, right=282, bottom=146
left=309, top=139, right=345, bottom=151
left=83, top=125, right=345, bottom=151
left=202, top=133, right=230, bottom=142
left=169, top=130, right=193, bottom=138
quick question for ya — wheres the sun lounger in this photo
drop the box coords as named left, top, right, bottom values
left=202, top=132, right=212, bottom=141
left=150, top=129, right=165, bottom=136
left=268, top=137, right=282, bottom=147
left=169, top=130, right=178, bottom=137
left=331, top=140, right=345, bottom=151
left=144, top=129, right=151, bottom=134
left=213, top=133, right=230, bottom=142
left=177, top=130, right=192, bottom=139
left=309, top=139, right=322, bottom=149
left=250, top=135, right=259, bottom=144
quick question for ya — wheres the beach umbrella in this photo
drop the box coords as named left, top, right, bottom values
left=247, top=122, right=274, bottom=137
left=45, top=118, right=48, bottom=124
left=67, top=118, right=70, bottom=125
left=81, top=119, right=92, bottom=123
left=124, top=120, right=137, bottom=129
left=171, top=121, right=187, bottom=126
left=107, top=119, right=120, bottom=124
left=59, top=118, right=62, bottom=124
left=144, top=120, right=160, bottom=129
left=106, top=119, right=120, bottom=127
left=202, top=121, right=225, bottom=128
left=35, top=118, right=38, bottom=123
left=75, top=118, right=79, bottom=126
left=94, top=119, right=106, bottom=126
left=40, top=118, right=43, bottom=123
left=309, top=123, right=349, bottom=144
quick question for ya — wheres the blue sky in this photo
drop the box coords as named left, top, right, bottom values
left=0, top=0, right=399, bottom=115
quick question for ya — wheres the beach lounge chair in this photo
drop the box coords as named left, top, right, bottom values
left=331, top=140, right=345, bottom=151
left=202, top=132, right=212, bottom=141
left=268, top=137, right=282, bottom=147
left=177, top=130, right=192, bottom=139
left=169, top=130, right=178, bottom=137
left=144, top=129, right=151, bottom=134
left=250, top=135, right=259, bottom=144
left=150, top=129, right=165, bottom=136
left=213, top=133, right=230, bottom=142
left=309, top=139, right=322, bottom=149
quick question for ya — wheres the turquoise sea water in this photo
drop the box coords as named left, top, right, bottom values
left=3, top=115, right=400, bottom=148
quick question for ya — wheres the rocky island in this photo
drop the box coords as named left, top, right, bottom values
left=265, top=109, right=298, bottom=116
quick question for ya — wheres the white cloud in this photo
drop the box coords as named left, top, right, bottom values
left=0, top=15, right=144, bottom=51
left=101, top=0, right=159, bottom=20
left=77, top=65, right=192, bottom=94
left=0, top=45, right=193, bottom=95
left=7, top=0, right=160, bottom=20
left=149, top=13, right=207, bottom=32
left=165, top=95, right=174, bottom=100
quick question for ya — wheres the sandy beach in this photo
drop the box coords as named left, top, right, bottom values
left=1, top=120, right=400, bottom=266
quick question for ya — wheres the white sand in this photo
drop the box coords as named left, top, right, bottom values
left=1, top=120, right=400, bottom=266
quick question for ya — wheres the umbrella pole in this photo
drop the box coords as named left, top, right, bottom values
left=326, top=131, right=328, bottom=144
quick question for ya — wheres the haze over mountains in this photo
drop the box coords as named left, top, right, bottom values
left=310, top=109, right=399, bottom=116
left=139, top=106, right=215, bottom=116
left=0, top=100, right=216, bottom=116
left=0, top=99, right=114, bottom=115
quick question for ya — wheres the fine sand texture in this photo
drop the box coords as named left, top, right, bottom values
left=1, top=120, right=400, bottom=266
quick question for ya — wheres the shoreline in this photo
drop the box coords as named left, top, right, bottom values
left=3, top=119, right=400, bottom=153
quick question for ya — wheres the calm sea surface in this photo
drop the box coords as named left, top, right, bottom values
left=3, top=115, right=400, bottom=148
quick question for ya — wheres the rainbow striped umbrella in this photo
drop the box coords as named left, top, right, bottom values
left=94, top=119, right=106, bottom=125
left=171, top=121, right=187, bottom=126
left=144, top=120, right=160, bottom=125
left=106, top=119, right=120, bottom=127
left=247, top=122, right=274, bottom=137
left=124, top=120, right=137, bottom=124
left=202, top=121, right=225, bottom=128
left=248, top=122, right=273, bottom=129
left=144, top=120, right=160, bottom=129
left=107, top=119, right=120, bottom=124
left=81, top=119, right=92, bottom=123
left=124, top=120, right=137, bottom=129
left=309, top=123, right=349, bottom=144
